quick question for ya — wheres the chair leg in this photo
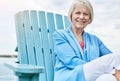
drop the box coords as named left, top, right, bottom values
left=15, top=72, right=39, bottom=81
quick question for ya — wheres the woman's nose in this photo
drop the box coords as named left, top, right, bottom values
left=79, top=14, right=84, bottom=19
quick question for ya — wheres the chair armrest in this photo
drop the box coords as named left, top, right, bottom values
left=4, top=62, right=44, bottom=74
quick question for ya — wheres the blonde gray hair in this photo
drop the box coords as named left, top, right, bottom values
left=68, top=0, right=94, bottom=23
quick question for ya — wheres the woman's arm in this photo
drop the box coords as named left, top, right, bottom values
left=95, top=36, right=112, bottom=56
left=53, top=31, right=86, bottom=69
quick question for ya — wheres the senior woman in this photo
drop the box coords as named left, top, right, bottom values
left=53, top=0, right=120, bottom=81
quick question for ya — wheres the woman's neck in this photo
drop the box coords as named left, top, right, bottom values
left=72, top=27, right=84, bottom=42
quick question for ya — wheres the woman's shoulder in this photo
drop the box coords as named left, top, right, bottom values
left=84, top=32, right=96, bottom=37
left=53, top=29, right=68, bottom=36
left=54, top=29, right=64, bottom=34
left=53, top=29, right=66, bottom=38
left=84, top=32, right=101, bottom=41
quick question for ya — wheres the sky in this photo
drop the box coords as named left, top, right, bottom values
left=0, top=0, right=120, bottom=55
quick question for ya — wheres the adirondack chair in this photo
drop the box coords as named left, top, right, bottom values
left=5, top=10, right=70, bottom=81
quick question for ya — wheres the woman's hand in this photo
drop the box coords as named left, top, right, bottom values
left=113, top=70, right=120, bottom=81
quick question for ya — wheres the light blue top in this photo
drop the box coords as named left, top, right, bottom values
left=53, top=26, right=112, bottom=81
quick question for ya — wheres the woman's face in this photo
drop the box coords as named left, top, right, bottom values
left=71, top=4, right=90, bottom=30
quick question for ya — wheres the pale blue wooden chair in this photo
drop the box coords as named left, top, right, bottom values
left=5, top=10, right=70, bottom=81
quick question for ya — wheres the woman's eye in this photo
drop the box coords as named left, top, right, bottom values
left=84, top=13, right=89, bottom=15
left=75, top=12, right=81, bottom=14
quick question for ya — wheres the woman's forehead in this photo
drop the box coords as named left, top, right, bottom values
left=74, top=4, right=89, bottom=12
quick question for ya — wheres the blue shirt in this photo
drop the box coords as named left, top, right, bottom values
left=53, top=26, right=112, bottom=81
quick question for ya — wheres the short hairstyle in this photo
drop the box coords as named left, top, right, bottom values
left=68, top=0, right=94, bottom=24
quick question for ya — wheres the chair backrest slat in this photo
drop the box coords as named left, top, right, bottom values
left=47, top=12, right=56, bottom=66
left=55, top=14, right=64, bottom=29
left=15, top=12, right=28, bottom=64
left=64, top=16, right=71, bottom=28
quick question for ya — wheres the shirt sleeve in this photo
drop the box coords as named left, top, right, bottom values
left=53, top=31, right=86, bottom=69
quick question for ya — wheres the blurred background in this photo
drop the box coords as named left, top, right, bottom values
left=0, top=0, right=120, bottom=81
left=0, top=0, right=120, bottom=55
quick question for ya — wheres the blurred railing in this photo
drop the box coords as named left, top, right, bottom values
left=0, top=54, right=17, bottom=58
